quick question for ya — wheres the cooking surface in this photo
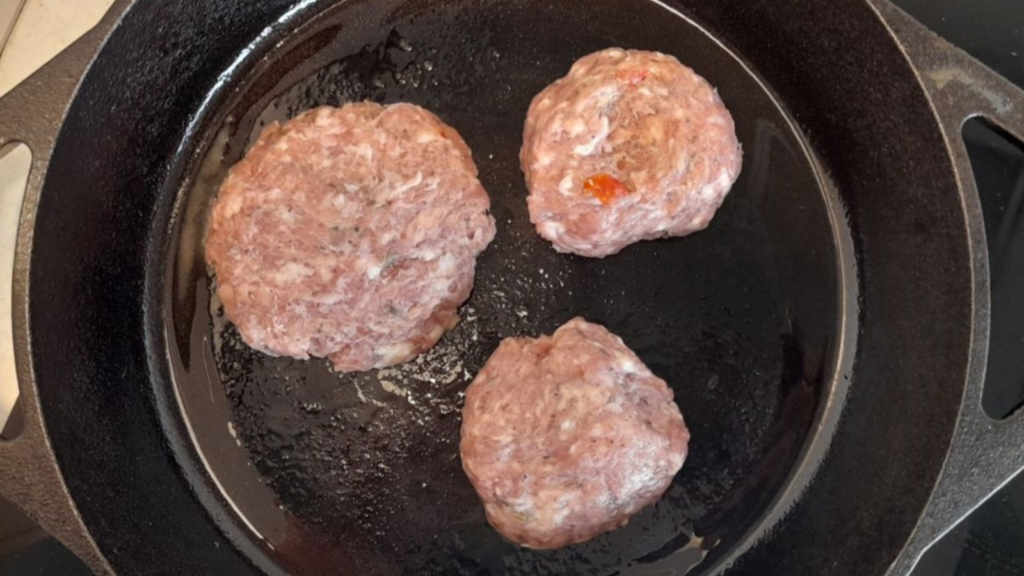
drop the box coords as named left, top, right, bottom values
left=164, top=1, right=844, bottom=573
left=0, top=0, right=1021, bottom=574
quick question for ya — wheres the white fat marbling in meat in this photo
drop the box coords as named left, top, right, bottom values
left=205, top=102, right=495, bottom=372
left=521, top=48, right=742, bottom=257
left=460, top=318, right=690, bottom=549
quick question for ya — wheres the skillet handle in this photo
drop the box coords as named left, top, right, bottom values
left=0, top=2, right=133, bottom=574
left=869, top=2, right=1024, bottom=575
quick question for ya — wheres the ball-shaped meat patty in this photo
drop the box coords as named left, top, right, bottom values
left=521, top=48, right=742, bottom=258
left=206, top=103, right=496, bottom=372
left=460, top=317, right=690, bottom=549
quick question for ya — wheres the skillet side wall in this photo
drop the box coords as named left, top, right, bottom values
left=27, top=1, right=296, bottom=574
left=677, top=0, right=969, bottom=574
left=23, top=2, right=969, bottom=576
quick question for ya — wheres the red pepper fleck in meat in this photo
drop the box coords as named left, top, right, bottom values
left=583, top=173, right=633, bottom=205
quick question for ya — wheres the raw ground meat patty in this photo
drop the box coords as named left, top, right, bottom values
left=205, top=102, right=496, bottom=372
left=460, top=317, right=690, bottom=549
left=521, top=48, right=743, bottom=257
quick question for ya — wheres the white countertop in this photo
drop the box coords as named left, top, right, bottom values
left=0, top=0, right=115, bottom=97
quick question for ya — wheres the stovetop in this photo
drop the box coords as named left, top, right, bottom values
left=0, top=0, right=1021, bottom=574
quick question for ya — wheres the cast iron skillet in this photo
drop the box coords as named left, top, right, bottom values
left=1, top=0, right=1023, bottom=574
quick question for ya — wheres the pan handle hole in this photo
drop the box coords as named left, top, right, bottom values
left=962, top=118, right=1024, bottom=421
left=0, top=143, right=30, bottom=440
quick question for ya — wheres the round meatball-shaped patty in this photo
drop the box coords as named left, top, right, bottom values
left=460, top=318, right=690, bottom=549
left=521, top=48, right=742, bottom=258
left=206, top=103, right=496, bottom=372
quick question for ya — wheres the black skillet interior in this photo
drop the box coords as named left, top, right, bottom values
left=166, top=0, right=848, bottom=574
left=26, top=0, right=972, bottom=574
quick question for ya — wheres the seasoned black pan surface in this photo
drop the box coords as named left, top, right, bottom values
left=166, top=1, right=849, bottom=574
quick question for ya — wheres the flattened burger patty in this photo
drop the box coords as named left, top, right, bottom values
left=521, top=48, right=742, bottom=257
left=205, top=103, right=496, bottom=372
left=460, top=318, right=690, bottom=549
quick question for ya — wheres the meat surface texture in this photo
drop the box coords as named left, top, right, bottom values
left=521, top=48, right=742, bottom=257
left=460, top=318, right=690, bottom=549
left=205, top=102, right=496, bottom=372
